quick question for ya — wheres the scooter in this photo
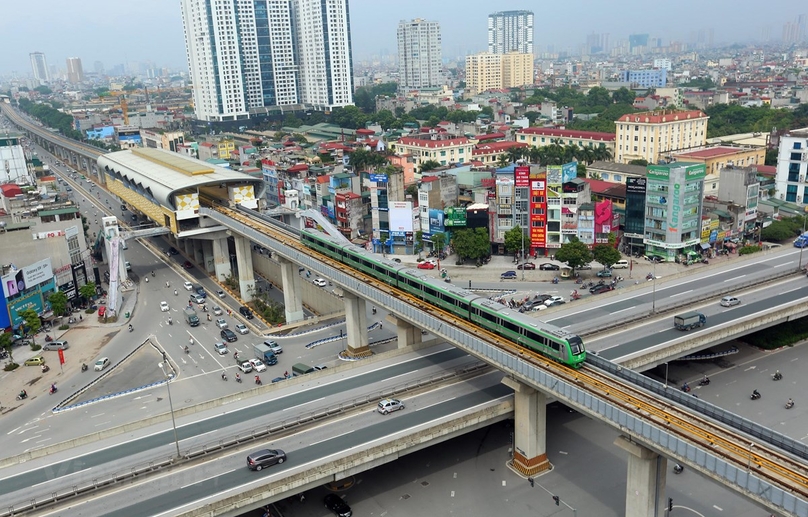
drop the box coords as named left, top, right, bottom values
left=235, top=374, right=242, bottom=383
left=145, top=277, right=149, bottom=283
left=184, top=346, right=190, bottom=354
left=41, top=364, right=50, bottom=373
left=221, top=372, right=227, bottom=381
left=16, top=392, right=27, bottom=400
left=772, top=372, right=783, bottom=381
left=49, top=385, right=58, bottom=395
left=81, top=363, right=88, bottom=372
left=255, top=376, right=262, bottom=385
left=673, top=464, right=684, bottom=474
left=128, top=325, right=134, bottom=333
left=750, top=390, right=761, bottom=400
left=44, top=335, right=53, bottom=342
left=699, top=378, right=710, bottom=386
left=168, top=317, right=173, bottom=325
left=681, top=383, right=691, bottom=393
left=785, top=400, right=795, bottom=410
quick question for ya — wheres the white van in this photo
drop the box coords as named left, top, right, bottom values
left=612, top=259, right=629, bottom=269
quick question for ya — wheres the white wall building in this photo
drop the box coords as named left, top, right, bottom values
left=397, top=19, right=443, bottom=91
left=775, top=130, right=808, bottom=205
left=29, top=52, right=50, bottom=84
left=488, top=10, right=534, bottom=55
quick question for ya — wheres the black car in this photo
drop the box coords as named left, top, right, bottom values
left=221, top=329, right=238, bottom=342
left=516, top=262, right=536, bottom=270
left=246, top=448, right=286, bottom=471
left=167, top=247, right=179, bottom=256
left=590, top=284, right=614, bottom=295
left=239, top=306, right=254, bottom=319
left=539, top=263, right=560, bottom=271
left=324, top=494, right=353, bottom=517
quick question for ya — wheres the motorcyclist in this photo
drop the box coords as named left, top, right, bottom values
left=752, top=389, right=760, bottom=398
left=184, top=345, right=189, bottom=353
left=235, top=372, right=241, bottom=382
left=189, top=337, right=194, bottom=346
left=128, top=324, right=133, bottom=332
left=18, top=389, right=27, bottom=399
left=166, top=281, right=170, bottom=288
left=174, top=289, right=178, bottom=296
left=786, top=398, right=794, bottom=408
left=682, top=382, right=690, bottom=392
left=50, top=383, right=56, bottom=393
left=221, top=371, right=227, bottom=380
left=774, top=370, right=782, bottom=380
left=702, top=375, right=710, bottom=384
left=255, top=375, right=261, bottom=384
left=168, top=316, right=172, bottom=325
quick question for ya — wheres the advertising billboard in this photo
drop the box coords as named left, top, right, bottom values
left=562, top=162, right=577, bottom=183
left=595, top=200, right=613, bottom=234
left=428, top=209, right=444, bottom=235
left=443, top=206, right=467, bottom=227
left=2, top=258, right=53, bottom=298
left=514, top=166, right=530, bottom=187
left=368, top=174, right=388, bottom=183
left=389, top=201, right=414, bottom=232
left=529, top=172, right=547, bottom=249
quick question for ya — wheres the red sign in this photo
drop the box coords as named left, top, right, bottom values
left=529, top=171, right=547, bottom=249
left=58, top=349, right=65, bottom=365
left=515, top=166, right=530, bottom=188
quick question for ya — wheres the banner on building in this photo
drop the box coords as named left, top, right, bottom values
left=428, top=209, right=444, bottom=235
left=515, top=166, right=530, bottom=187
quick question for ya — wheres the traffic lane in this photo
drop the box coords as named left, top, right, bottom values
left=93, top=383, right=513, bottom=517
left=596, top=286, right=808, bottom=361
left=0, top=347, right=468, bottom=495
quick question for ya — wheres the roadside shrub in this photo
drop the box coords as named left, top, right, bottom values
left=3, top=362, right=19, bottom=371
left=738, top=245, right=761, bottom=255
left=58, top=324, right=69, bottom=330
left=30, top=344, right=41, bottom=352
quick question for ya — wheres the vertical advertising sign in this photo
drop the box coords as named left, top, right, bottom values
left=529, top=171, right=547, bottom=249
left=514, top=166, right=530, bottom=188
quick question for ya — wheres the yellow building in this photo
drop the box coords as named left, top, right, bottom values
left=672, top=145, right=766, bottom=197
left=465, top=52, right=533, bottom=96
left=217, top=139, right=236, bottom=160
left=615, top=109, right=708, bottom=164
left=392, top=133, right=474, bottom=169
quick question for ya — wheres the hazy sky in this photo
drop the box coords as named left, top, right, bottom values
left=1, top=0, right=804, bottom=76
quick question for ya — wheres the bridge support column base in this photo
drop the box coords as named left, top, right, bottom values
left=339, top=346, right=373, bottom=359
left=615, top=435, right=667, bottom=517
left=510, top=451, right=551, bottom=477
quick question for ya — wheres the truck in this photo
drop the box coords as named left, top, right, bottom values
left=183, top=307, right=200, bottom=327
left=253, top=343, right=278, bottom=366
left=674, top=311, right=706, bottom=331
left=292, top=362, right=315, bottom=376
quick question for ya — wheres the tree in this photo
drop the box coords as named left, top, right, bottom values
left=554, top=237, right=593, bottom=271
left=765, top=149, right=778, bottom=166
left=20, top=308, right=41, bottom=343
left=405, top=184, right=419, bottom=199
left=430, top=232, right=446, bottom=251
left=586, top=86, right=612, bottom=108
left=761, top=220, right=797, bottom=241
left=451, top=228, right=490, bottom=262
left=629, top=159, right=649, bottom=166
left=612, top=87, right=636, bottom=105
left=496, top=154, right=510, bottom=168
left=593, top=143, right=613, bottom=162
left=0, top=332, right=13, bottom=365
left=592, top=243, right=621, bottom=269
left=48, top=291, right=69, bottom=318
left=34, top=85, right=52, bottom=95
left=79, top=282, right=97, bottom=302
left=504, top=225, right=527, bottom=255
left=420, top=160, right=441, bottom=173
left=576, top=162, right=587, bottom=177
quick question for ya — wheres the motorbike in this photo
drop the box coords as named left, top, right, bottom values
left=699, top=378, right=710, bottom=386
left=128, top=325, right=133, bottom=333
left=235, top=374, right=242, bottom=383
left=751, top=391, right=761, bottom=400
left=552, top=277, right=559, bottom=284
left=168, top=317, right=173, bottom=325
left=786, top=400, right=795, bottom=410
left=41, top=364, right=50, bottom=373
left=772, top=372, right=783, bottom=381
left=49, top=385, right=58, bottom=395
left=151, top=271, right=155, bottom=277
left=44, top=335, right=53, bottom=342
left=681, top=384, right=691, bottom=393
left=255, top=376, right=262, bottom=385
left=673, top=464, right=684, bottom=474
left=16, top=392, right=27, bottom=400
left=184, top=346, right=190, bottom=354
left=174, top=289, right=178, bottom=296
left=145, top=277, right=149, bottom=283
left=81, top=363, right=88, bottom=372
left=68, top=317, right=77, bottom=324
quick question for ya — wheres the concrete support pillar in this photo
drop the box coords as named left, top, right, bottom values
left=279, top=258, right=304, bottom=323
left=233, top=235, right=255, bottom=302
left=212, top=237, right=231, bottom=282
left=201, top=240, right=215, bottom=275
left=388, top=314, right=422, bottom=349
left=615, top=436, right=667, bottom=517
left=502, top=377, right=550, bottom=476
left=343, top=292, right=371, bottom=358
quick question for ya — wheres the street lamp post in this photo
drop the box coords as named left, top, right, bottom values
left=799, top=213, right=807, bottom=270
left=651, top=260, right=657, bottom=313
left=521, top=226, right=526, bottom=281
left=158, top=360, right=181, bottom=459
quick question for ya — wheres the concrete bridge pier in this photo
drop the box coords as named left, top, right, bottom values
left=233, top=235, right=255, bottom=302
left=279, top=258, right=304, bottom=323
left=342, top=292, right=371, bottom=358
left=388, top=314, right=422, bottom=349
left=212, top=237, right=231, bottom=281
left=615, top=435, right=668, bottom=517
left=502, top=377, right=550, bottom=476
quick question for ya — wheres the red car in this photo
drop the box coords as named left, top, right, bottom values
left=182, top=261, right=193, bottom=270
left=417, top=261, right=435, bottom=269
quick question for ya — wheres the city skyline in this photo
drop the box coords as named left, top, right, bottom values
left=0, top=0, right=806, bottom=76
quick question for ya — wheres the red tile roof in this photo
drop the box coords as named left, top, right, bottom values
left=475, top=132, right=506, bottom=141
left=582, top=178, right=627, bottom=198
left=675, top=146, right=752, bottom=159
left=287, top=163, right=309, bottom=173
left=398, top=135, right=470, bottom=148
left=755, top=164, right=776, bottom=176
left=356, top=128, right=374, bottom=135
left=517, top=127, right=615, bottom=141
left=617, top=110, right=706, bottom=124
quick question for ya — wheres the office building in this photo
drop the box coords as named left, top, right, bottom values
left=628, top=33, right=649, bottom=53
left=488, top=10, right=534, bottom=55
left=180, top=0, right=352, bottom=122
left=643, top=162, right=706, bottom=261
left=397, top=19, right=442, bottom=91
left=619, top=69, right=667, bottom=88
left=29, top=52, right=50, bottom=83
left=775, top=129, right=808, bottom=205
left=465, top=52, right=532, bottom=95
left=66, top=57, right=84, bottom=84
left=615, top=109, right=708, bottom=164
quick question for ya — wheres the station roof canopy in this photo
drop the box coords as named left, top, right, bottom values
left=97, top=148, right=265, bottom=208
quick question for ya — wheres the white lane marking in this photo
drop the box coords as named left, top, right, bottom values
left=724, top=276, right=743, bottom=282
left=713, top=505, right=723, bottom=511
left=181, top=468, right=238, bottom=490
left=90, top=413, right=106, bottom=418
left=773, top=261, right=793, bottom=268
left=611, top=306, right=635, bottom=315
left=669, top=290, right=692, bottom=297
left=418, top=397, right=456, bottom=411
left=94, top=421, right=111, bottom=427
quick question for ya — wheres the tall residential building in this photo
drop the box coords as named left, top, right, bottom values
left=66, top=57, right=84, bottom=84
left=180, top=0, right=352, bottom=122
left=775, top=129, right=808, bottom=205
left=488, top=11, right=534, bottom=55
left=465, top=52, right=533, bottom=95
left=29, top=52, right=50, bottom=83
left=397, top=19, right=442, bottom=91
left=615, top=109, right=708, bottom=164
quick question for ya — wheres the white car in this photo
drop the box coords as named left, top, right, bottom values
left=213, top=306, right=223, bottom=316
left=235, top=323, right=249, bottom=335
left=249, top=359, right=267, bottom=372
left=313, top=278, right=327, bottom=287
left=217, top=289, right=226, bottom=298
left=94, top=357, right=110, bottom=371
left=215, top=318, right=228, bottom=329
left=238, top=361, right=253, bottom=373
left=213, top=342, right=228, bottom=355
left=183, top=281, right=193, bottom=291
left=720, top=296, right=741, bottom=307
left=160, top=301, right=170, bottom=312
left=263, top=340, right=282, bottom=354
left=544, top=295, right=565, bottom=306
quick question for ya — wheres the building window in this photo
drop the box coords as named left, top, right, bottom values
left=786, top=184, right=798, bottom=203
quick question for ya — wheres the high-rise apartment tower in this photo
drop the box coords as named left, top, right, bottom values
left=397, top=19, right=442, bottom=91
left=488, top=10, right=534, bottom=55
left=180, top=0, right=353, bottom=122
left=66, top=57, right=84, bottom=84
left=29, top=52, right=50, bottom=83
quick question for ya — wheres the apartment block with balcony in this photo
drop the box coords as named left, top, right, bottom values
left=516, top=127, right=615, bottom=156
left=465, top=52, right=533, bottom=96
left=775, top=130, right=808, bottom=205
left=673, top=145, right=765, bottom=197
left=615, top=110, right=708, bottom=165
left=392, top=133, right=473, bottom=171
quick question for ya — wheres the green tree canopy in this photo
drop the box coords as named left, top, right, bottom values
left=420, top=160, right=441, bottom=173
left=612, top=87, right=636, bottom=105
left=451, top=228, right=490, bottom=261
left=34, top=85, right=52, bottom=95
left=555, top=237, right=593, bottom=271
left=503, top=225, right=526, bottom=255
left=592, top=244, right=621, bottom=269
left=48, top=291, right=69, bottom=317
left=20, top=308, right=41, bottom=339
left=0, top=332, right=12, bottom=364
left=79, top=282, right=97, bottom=301
left=430, top=232, right=446, bottom=251
left=629, top=159, right=649, bottom=166
left=761, top=217, right=805, bottom=241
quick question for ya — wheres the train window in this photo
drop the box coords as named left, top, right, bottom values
left=502, top=319, right=519, bottom=333
left=568, top=336, right=584, bottom=355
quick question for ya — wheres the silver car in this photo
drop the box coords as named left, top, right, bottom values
left=377, top=398, right=404, bottom=415
left=215, top=318, right=228, bottom=329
